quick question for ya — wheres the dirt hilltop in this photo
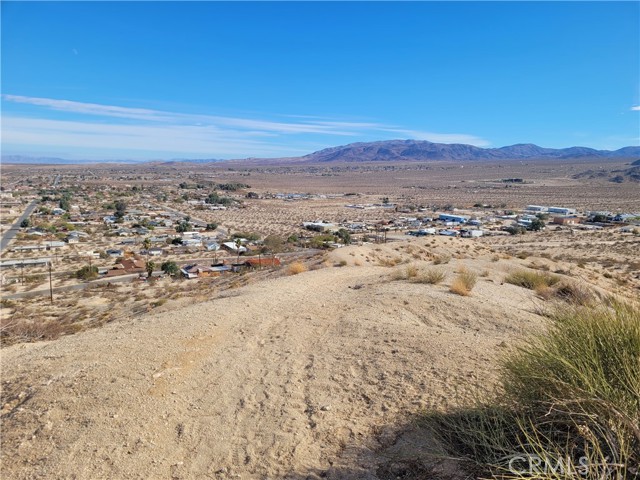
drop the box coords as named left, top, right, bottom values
left=2, top=238, right=553, bottom=479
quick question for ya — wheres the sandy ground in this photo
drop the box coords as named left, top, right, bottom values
left=2, top=240, right=552, bottom=479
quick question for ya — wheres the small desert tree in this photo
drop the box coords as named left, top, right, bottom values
left=76, top=265, right=98, bottom=281
left=114, top=200, right=127, bottom=219
left=161, top=261, right=179, bottom=276
left=146, top=260, right=156, bottom=278
left=336, top=228, right=351, bottom=245
left=529, top=218, right=546, bottom=231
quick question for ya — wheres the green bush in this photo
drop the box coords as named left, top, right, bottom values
left=425, top=300, right=640, bottom=479
left=76, top=265, right=99, bottom=281
left=504, top=269, right=561, bottom=290
left=412, top=268, right=446, bottom=285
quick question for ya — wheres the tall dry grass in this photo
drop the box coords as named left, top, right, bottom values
left=425, top=300, right=640, bottom=479
left=450, top=270, right=477, bottom=296
left=504, top=269, right=561, bottom=290
left=287, top=261, right=308, bottom=275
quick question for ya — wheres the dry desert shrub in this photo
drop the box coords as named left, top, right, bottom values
left=392, top=264, right=419, bottom=280
left=450, top=271, right=477, bottom=296
left=152, top=298, right=167, bottom=308
left=412, top=268, right=446, bottom=285
left=433, top=254, right=451, bottom=265
left=1, top=317, right=66, bottom=345
left=405, top=264, right=419, bottom=278
left=287, top=261, right=308, bottom=275
left=504, top=269, right=561, bottom=290
left=550, top=281, right=596, bottom=305
left=377, top=256, right=403, bottom=267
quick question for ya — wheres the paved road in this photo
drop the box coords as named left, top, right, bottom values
left=0, top=200, right=39, bottom=252
left=153, top=202, right=229, bottom=237
left=3, top=273, right=140, bottom=300
left=2, top=250, right=324, bottom=300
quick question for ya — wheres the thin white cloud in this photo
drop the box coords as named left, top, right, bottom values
left=2, top=94, right=362, bottom=135
left=1, top=94, right=491, bottom=157
left=631, top=105, right=640, bottom=111
left=2, top=116, right=308, bottom=158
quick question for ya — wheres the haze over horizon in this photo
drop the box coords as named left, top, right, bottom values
left=1, top=1, right=638, bottom=161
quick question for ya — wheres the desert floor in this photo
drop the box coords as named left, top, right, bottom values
left=2, top=237, right=567, bottom=479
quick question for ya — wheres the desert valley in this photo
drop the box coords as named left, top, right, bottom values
left=1, top=146, right=639, bottom=479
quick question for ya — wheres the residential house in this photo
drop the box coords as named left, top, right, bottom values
left=302, top=221, right=335, bottom=232
left=205, top=241, right=220, bottom=251
left=438, top=214, right=469, bottom=223
left=182, top=238, right=202, bottom=248
left=553, top=216, right=580, bottom=226
left=180, top=264, right=231, bottom=279
left=548, top=207, right=577, bottom=215
left=222, top=242, right=247, bottom=254
left=244, top=257, right=281, bottom=268
left=0, top=258, right=52, bottom=269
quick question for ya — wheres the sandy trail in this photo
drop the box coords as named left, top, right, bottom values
left=1, top=252, right=543, bottom=479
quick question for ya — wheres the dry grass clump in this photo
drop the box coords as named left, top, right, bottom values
left=1, top=317, right=73, bottom=345
left=450, top=270, right=477, bottom=296
left=536, top=281, right=596, bottom=306
left=391, top=264, right=419, bottom=281
left=287, top=261, right=308, bottom=275
left=412, top=268, right=446, bottom=285
left=425, top=300, right=640, bottom=479
left=393, top=265, right=446, bottom=285
left=378, top=256, right=403, bottom=267
left=504, top=269, right=561, bottom=290
left=433, top=254, right=451, bottom=265
left=405, top=264, right=419, bottom=278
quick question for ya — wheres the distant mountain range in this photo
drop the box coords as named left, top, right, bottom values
left=2, top=140, right=639, bottom=165
left=297, top=140, right=640, bottom=163
left=0, top=155, right=144, bottom=165
left=0, top=155, right=225, bottom=165
left=573, top=163, right=640, bottom=183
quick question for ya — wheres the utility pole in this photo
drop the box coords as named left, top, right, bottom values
left=48, top=262, right=54, bottom=304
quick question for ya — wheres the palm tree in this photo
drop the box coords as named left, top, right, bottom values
left=143, top=236, right=152, bottom=273
left=234, top=238, right=242, bottom=265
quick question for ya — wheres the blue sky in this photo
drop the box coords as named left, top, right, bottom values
left=1, top=1, right=638, bottom=160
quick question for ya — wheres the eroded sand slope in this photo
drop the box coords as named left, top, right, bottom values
left=2, top=245, right=545, bottom=479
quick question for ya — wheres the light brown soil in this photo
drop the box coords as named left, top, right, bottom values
left=1, top=239, right=549, bottom=479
